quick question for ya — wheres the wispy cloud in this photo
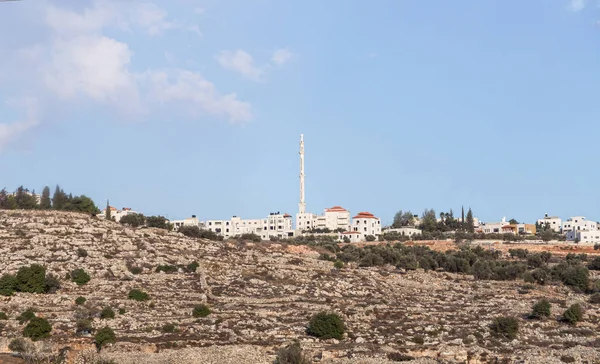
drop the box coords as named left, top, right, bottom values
left=0, top=0, right=253, bottom=152
left=0, top=98, right=39, bottom=152
left=215, top=50, right=264, bottom=82
left=271, top=48, right=293, bottom=66
left=568, top=0, right=586, bottom=12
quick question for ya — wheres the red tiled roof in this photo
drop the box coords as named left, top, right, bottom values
left=326, top=206, right=347, bottom=212
left=283, top=213, right=292, bottom=218
left=353, top=212, right=378, bottom=219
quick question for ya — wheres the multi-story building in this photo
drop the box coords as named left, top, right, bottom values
left=562, top=216, right=597, bottom=234
left=171, top=215, right=205, bottom=230
left=350, top=212, right=382, bottom=239
left=340, top=231, right=363, bottom=243
left=383, top=227, right=422, bottom=237
left=566, top=230, right=600, bottom=244
left=479, top=217, right=509, bottom=234
left=98, top=206, right=138, bottom=222
left=202, top=212, right=294, bottom=240
left=537, top=214, right=562, bottom=232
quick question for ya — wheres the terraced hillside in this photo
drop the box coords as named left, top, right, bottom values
left=0, top=210, right=599, bottom=363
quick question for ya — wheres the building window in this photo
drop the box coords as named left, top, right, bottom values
left=226, top=229, right=229, bottom=233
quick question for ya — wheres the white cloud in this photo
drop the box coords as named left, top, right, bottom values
left=0, top=98, right=39, bottom=152
left=568, top=0, right=586, bottom=12
left=0, top=0, right=253, bottom=152
left=216, top=50, right=264, bottom=82
left=271, top=48, right=293, bottom=66
left=147, top=70, right=252, bottom=122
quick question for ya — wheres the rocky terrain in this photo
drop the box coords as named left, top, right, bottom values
left=0, top=210, right=599, bottom=363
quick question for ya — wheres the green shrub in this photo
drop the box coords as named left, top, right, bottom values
left=70, top=269, right=91, bottom=286
left=0, top=312, right=7, bottom=320
left=120, top=213, right=146, bottom=227
left=192, top=304, right=211, bottom=318
left=16, top=264, right=47, bottom=293
left=23, top=317, right=52, bottom=341
left=100, top=307, right=115, bottom=319
left=588, top=257, right=600, bottom=270
left=95, top=326, right=116, bottom=349
left=590, top=293, right=600, bottom=304
left=275, top=341, right=309, bottom=364
left=77, top=248, right=88, bottom=258
left=76, top=319, right=93, bottom=335
left=187, top=261, right=200, bottom=272
left=563, top=303, right=583, bottom=325
left=75, top=296, right=86, bottom=305
left=333, top=260, right=344, bottom=270
left=490, top=316, right=519, bottom=339
left=0, top=273, right=17, bottom=296
left=161, top=323, right=176, bottom=333
left=365, top=235, right=376, bottom=242
left=531, top=268, right=549, bottom=285
left=8, top=338, right=30, bottom=353
left=560, top=265, right=589, bottom=292
left=17, top=308, right=36, bottom=324
left=44, top=274, right=61, bottom=293
left=128, top=266, right=143, bottom=275
left=530, top=299, right=551, bottom=319
left=155, top=265, right=178, bottom=273
left=412, top=335, right=425, bottom=345
left=128, top=289, right=149, bottom=301
left=238, top=233, right=262, bottom=242
left=387, top=352, right=415, bottom=362
left=307, top=312, right=345, bottom=340
left=119, top=308, right=126, bottom=315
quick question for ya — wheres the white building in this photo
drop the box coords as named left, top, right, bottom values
left=566, top=230, right=600, bottom=244
left=171, top=215, right=205, bottom=230
left=98, top=206, right=138, bottom=222
left=537, top=214, right=562, bottom=233
left=203, top=212, right=294, bottom=240
left=296, top=212, right=318, bottom=232
left=479, top=217, right=509, bottom=234
left=351, top=212, right=382, bottom=239
left=340, top=231, right=363, bottom=243
left=562, top=216, right=597, bottom=234
left=384, top=227, right=422, bottom=237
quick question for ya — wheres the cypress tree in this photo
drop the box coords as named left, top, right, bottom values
left=466, top=208, right=475, bottom=233
left=40, top=187, right=51, bottom=209
left=106, top=200, right=111, bottom=220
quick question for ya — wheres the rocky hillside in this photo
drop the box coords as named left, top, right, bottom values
left=0, top=210, right=599, bottom=364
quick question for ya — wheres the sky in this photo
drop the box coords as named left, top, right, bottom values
left=1, top=0, right=600, bottom=225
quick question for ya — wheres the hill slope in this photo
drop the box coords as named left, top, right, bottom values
left=0, top=210, right=599, bottom=363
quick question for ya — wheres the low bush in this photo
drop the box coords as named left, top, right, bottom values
left=588, top=257, right=600, bottom=270
left=238, top=233, right=262, bottom=242
left=128, top=266, right=143, bottom=275
left=16, top=264, right=47, bottom=293
left=530, top=299, right=551, bottom=319
left=307, top=312, right=345, bottom=340
left=70, top=269, right=91, bottom=286
left=77, top=248, right=88, bottom=258
left=490, top=316, right=519, bottom=339
left=95, top=326, right=116, bottom=349
left=161, top=323, right=176, bottom=333
left=412, top=335, right=425, bottom=345
left=0, top=312, right=7, bottom=320
left=155, top=265, right=178, bottom=273
left=387, top=353, right=415, bottom=362
left=128, top=289, right=149, bottom=301
left=0, top=273, right=17, bottom=296
left=76, top=319, right=93, bottom=335
left=17, top=308, right=36, bottom=324
left=275, top=341, right=309, bottom=364
left=333, top=260, right=344, bottom=270
left=119, top=308, right=126, bottom=315
left=100, top=307, right=115, bottom=319
left=23, top=317, right=52, bottom=341
left=563, top=304, right=583, bottom=325
left=192, top=304, right=211, bottom=318
left=186, top=261, right=199, bottom=272
left=8, top=338, right=31, bottom=353
left=75, top=296, right=86, bottom=305
left=590, top=293, right=600, bottom=304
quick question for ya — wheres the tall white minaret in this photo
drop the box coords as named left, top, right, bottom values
left=298, top=134, right=306, bottom=214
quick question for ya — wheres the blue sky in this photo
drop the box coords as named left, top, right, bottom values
left=1, top=0, right=599, bottom=225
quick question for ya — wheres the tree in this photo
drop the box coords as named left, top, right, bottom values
left=563, top=304, right=583, bottom=325
left=120, top=213, right=146, bottom=227
left=40, top=186, right=51, bottom=209
left=420, top=209, right=437, bottom=232
left=307, top=312, right=345, bottom=340
left=23, top=317, right=52, bottom=341
left=95, top=327, right=116, bottom=349
left=146, top=215, right=170, bottom=229
left=392, top=211, right=414, bottom=228
left=16, top=264, right=47, bottom=294
left=0, top=188, right=9, bottom=209
left=509, top=219, right=519, bottom=225
left=52, top=185, right=69, bottom=210
left=15, top=186, right=38, bottom=209
left=530, top=299, right=551, bottom=319
left=65, top=195, right=99, bottom=214
left=105, top=200, right=111, bottom=221
left=466, top=208, right=475, bottom=233
left=541, top=230, right=554, bottom=243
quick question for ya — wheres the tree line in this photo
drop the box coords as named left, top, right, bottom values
left=392, top=206, right=476, bottom=233
left=0, top=185, right=98, bottom=215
